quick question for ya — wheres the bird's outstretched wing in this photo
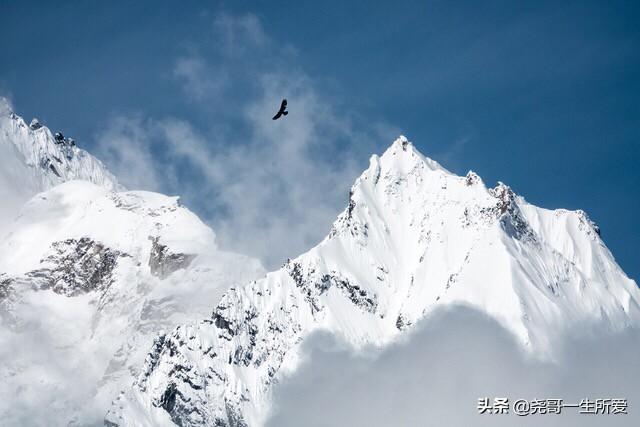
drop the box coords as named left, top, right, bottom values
left=273, top=99, right=288, bottom=120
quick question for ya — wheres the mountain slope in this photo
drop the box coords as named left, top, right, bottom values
left=108, top=136, right=640, bottom=427
left=0, top=181, right=264, bottom=425
left=0, top=98, right=120, bottom=236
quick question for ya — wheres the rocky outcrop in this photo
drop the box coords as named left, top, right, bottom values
left=5, top=237, right=128, bottom=297
left=149, top=237, right=196, bottom=279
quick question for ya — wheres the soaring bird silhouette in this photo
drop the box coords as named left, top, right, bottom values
left=272, top=99, right=288, bottom=120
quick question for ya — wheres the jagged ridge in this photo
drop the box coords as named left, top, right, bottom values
left=107, top=136, right=640, bottom=427
left=0, top=97, right=121, bottom=193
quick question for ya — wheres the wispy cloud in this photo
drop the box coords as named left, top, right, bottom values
left=96, top=12, right=399, bottom=268
left=173, top=56, right=229, bottom=101
left=95, top=116, right=165, bottom=192
left=214, top=12, right=268, bottom=54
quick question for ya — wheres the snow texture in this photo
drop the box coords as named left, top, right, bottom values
left=107, top=136, right=640, bottom=427
left=0, top=181, right=264, bottom=425
left=0, top=97, right=121, bottom=237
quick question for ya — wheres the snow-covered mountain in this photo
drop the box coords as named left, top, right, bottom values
left=0, top=101, right=265, bottom=425
left=107, top=136, right=640, bottom=427
left=0, top=181, right=265, bottom=425
left=0, top=97, right=120, bottom=236
left=1, top=101, right=637, bottom=427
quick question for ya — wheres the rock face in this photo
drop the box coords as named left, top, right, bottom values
left=24, top=237, right=127, bottom=296
left=0, top=181, right=264, bottom=425
left=108, top=136, right=640, bottom=427
left=149, top=237, right=197, bottom=280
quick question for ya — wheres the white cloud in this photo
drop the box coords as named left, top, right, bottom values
left=173, top=56, right=229, bottom=101
left=97, top=13, right=399, bottom=268
left=214, top=12, right=268, bottom=54
left=267, top=306, right=640, bottom=427
left=0, top=292, right=109, bottom=426
left=95, top=116, right=165, bottom=192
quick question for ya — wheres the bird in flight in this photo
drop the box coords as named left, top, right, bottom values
left=272, top=99, right=288, bottom=120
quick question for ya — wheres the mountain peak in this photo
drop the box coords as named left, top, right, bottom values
left=380, top=135, right=418, bottom=159
left=392, top=134, right=411, bottom=150
left=378, top=135, right=450, bottom=175
left=0, top=103, right=121, bottom=190
left=0, top=102, right=123, bottom=237
left=109, top=135, right=640, bottom=427
left=464, top=170, right=483, bottom=186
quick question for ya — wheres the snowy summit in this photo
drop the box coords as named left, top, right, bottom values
left=0, top=98, right=121, bottom=237
left=105, top=135, right=640, bottom=427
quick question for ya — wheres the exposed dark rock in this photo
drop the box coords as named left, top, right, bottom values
left=347, top=189, right=356, bottom=219
left=321, top=273, right=378, bottom=313
left=396, top=314, right=405, bottom=330
left=213, top=311, right=235, bottom=336
left=148, top=237, right=196, bottom=279
left=465, top=170, right=481, bottom=186
left=159, top=383, right=178, bottom=414
left=0, top=274, right=12, bottom=302
left=286, top=261, right=378, bottom=314
left=327, top=187, right=369, bottom=241
left=29, top=118, right=42, bottom=130
left=49, top=163, right=61, bottom=177
left=26, top=237, right=127, bottom=296
left=395, top=313, right=414, bottom=331
left=576, top=210, right=601, bottom=239
left=489, top=183, right=536, bottom=242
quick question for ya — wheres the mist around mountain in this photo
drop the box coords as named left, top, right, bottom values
left=0, top=102, right=264, bottom=425
left=0, top=101, right=638, bottom=426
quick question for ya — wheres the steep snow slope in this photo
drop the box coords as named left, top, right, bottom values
left=0, top=181, right=264, bottom=425
left=0, top=98, right=120, bottom=236
left=108, top=136, right=640, bottom=427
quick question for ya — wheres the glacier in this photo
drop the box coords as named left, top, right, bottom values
left=106, top=136, right=640, bottom=427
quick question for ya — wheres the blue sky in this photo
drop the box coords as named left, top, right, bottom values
left=1, top=1, right=639, bottom=278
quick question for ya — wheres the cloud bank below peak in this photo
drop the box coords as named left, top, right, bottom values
left=268, top=305, right=640, bottom=427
